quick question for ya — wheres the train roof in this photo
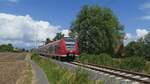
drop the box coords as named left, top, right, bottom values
left=38, top=37, right=76, bottom=48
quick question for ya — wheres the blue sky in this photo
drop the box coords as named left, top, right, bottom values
left=0, top=0, right=150, bottom=48
left=0, top=0, right=149, bottom=32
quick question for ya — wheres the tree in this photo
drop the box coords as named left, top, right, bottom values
left=45, top=38, right=51, bottom=44
left=70, top=5, right=124, bottom=55
left=144, top=32, right=150, bottom=44
left=0, top=43, right=14, bottom=52
left=124, top=32, right=150, bottom=60
left=53, top=32, right=64, bottom=41
left=7, top=43, right=13, bottom=51
left=124, top=41, right=144, bottom=57
left=143, top=32, right=150, bottom=60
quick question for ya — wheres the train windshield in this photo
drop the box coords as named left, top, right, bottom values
left=65, top=37, right=75, bottom=50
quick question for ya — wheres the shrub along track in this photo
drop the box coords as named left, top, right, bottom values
left=69, top=61, right=150, bottom=84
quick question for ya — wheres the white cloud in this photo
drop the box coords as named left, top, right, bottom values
left=0, top=13, right=61, bottom=49
left=141, top=15, right=150, bottom=20
left=140, top=3, right=150, bottom=10
left=124, top=33, right=137, bottom=45
left=8, top=0, right=19, bottom=2
left=124, top=33, right=132, bottom=39
left=0, top=0, right=19, bottom=3
left=139, top=3, right=150, bottom=20
left=61, top=29, right=70, bottom=37
left=124, top=29, right=149, bottom=45
left=136, top=29, right=148, bottom=38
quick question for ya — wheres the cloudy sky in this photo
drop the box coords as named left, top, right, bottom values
left=0, top=0, right=150, bottom=49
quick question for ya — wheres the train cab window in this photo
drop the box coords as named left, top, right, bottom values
left=65, top=37, right=75, bottom=50
left=66, top=43, right=75, bottom=50
left=64, top=37, right=75, bottom=42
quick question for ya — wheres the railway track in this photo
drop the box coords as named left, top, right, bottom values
left=69, top=61, right=150, bottom=84
left=39, top=55, right=150, bottom=83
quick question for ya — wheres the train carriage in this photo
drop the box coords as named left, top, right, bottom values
left=37, top=37, right=79, bottom=61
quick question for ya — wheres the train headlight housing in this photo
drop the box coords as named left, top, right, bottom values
left=68, top=53, right=74, bottom=56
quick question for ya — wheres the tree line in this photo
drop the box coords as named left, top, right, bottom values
left=0, top=43, right=29, bottom=52
left=0, top=44, right=14, bottom=52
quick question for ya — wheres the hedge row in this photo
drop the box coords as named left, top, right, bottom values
left=79, top=53, right=148, bottom=73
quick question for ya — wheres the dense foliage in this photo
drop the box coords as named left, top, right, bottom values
left=45, top=38, right=51, bottom=44
left=124, top=41, right=144, bottom=57
left=143, top=33, right=150, bottom=60
left=53, top=32, right=64, bottom=41
left=70, top=5, right=124, bottom=55
left=119, top=56, right=146, bottom=72
left=124, top=32, right=150, bottom=60
left=144, top=32, right=150, bottom=44
left=80, top=53, right=119, bottom=67
left=79, top=53, right=148, bottom=73
left=0, top=44, right=14, bottom=52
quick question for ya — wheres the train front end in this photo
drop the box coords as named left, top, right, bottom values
left=64, top=37, right=79, bottom=60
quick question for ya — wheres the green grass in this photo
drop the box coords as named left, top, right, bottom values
left=31, top=54, right=103, bottom=84
left=23, top=64, right=33, bottom=84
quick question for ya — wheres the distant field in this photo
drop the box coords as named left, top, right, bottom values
left=0, top=52, right=32, bottom=84
left=0, top=53, right=26, bottom=62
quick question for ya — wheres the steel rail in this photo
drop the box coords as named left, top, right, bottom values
left=69, top=62, right=150, bottom=84
left=75, top=61, right=150, bottom=78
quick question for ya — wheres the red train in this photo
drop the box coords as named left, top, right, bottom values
left=37, top=37, right=80, bottom=61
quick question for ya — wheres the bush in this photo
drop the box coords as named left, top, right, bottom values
left=79, top=53, right=120, bottom=67
left=144, top=62, right=150, bottom=74
left=0, top=44, right=14, bottom=52
left=120, top=56, right=146, bottom=72
left=79, top=53, right=148, bottom=73
left=96, top=53, right=113, bottom=66
left=79, top=53, right=91, bottom=62
left=124, top=40, right=150, bottom=60
left=124, top=41, right=144, bottom=57
left=111, top=58, right=121, bottom=68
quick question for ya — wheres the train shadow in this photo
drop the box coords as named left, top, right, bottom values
left=39, top=54, right=76, bottom=62
left=52, top=56, right=75, bottom=62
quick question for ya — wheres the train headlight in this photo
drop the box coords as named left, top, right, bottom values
left=68, top=53, right=74, bottom=56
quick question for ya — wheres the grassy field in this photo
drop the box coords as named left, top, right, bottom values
left=0, top=52, right=32, bottom=84
left=31, top=54, right=103, bottom=84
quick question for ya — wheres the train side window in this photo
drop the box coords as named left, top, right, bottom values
left=49, top=46, right=51, bottom=50
left=55, top=45, right=58, bottom=49
left=48, top=46, right=52, bottom=52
